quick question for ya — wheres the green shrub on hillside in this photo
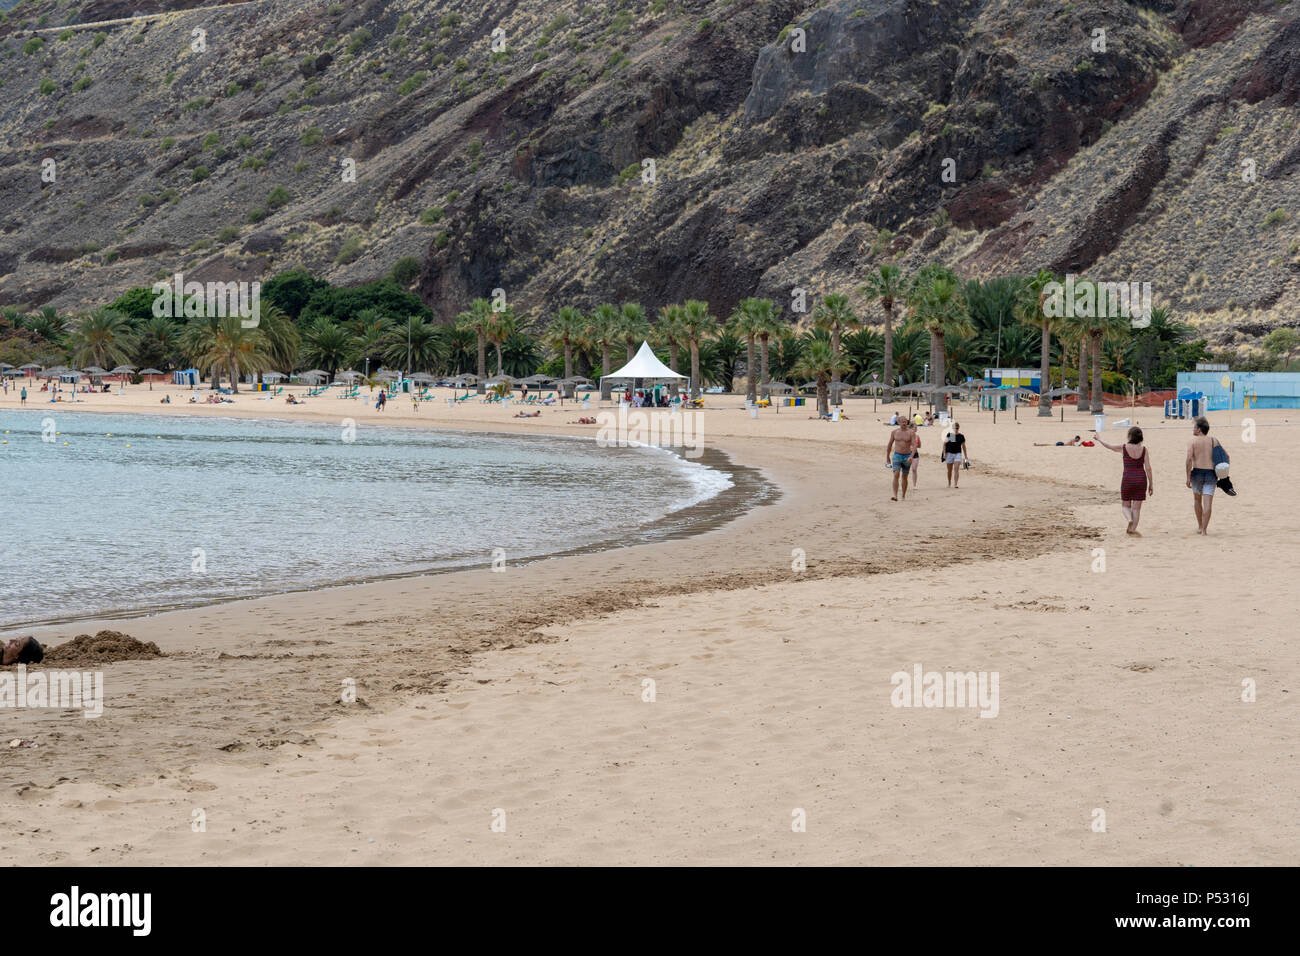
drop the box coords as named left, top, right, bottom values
left=397, top=71, right=428, bottom=95
left=336, top=235, right=364, bottom=264
left=266, top=186, right=292, bottom=209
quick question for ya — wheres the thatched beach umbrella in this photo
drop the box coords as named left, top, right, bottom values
left=140, top=368, right=163, bottom=391
left=1045, top=385, right=1080, bottom=422
left=853, top=381, right=891, bottom=411
left=484, top=374, right=514, bottom=389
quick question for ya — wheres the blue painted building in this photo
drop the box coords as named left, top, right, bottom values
left=1175, top=371, right=1300, bottom=410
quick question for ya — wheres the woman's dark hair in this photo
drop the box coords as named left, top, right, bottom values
left=15, top=637, right=43, bottom=665
left=1127, top=426, right=1143, bottom=444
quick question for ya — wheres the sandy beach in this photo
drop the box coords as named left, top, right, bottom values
left=1, top=384, right=1296, bottom=865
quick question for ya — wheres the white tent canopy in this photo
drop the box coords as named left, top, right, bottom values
left=601, top=341, right=687, bottom=381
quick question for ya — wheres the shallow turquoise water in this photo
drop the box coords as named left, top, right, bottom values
left=0, top=410, right=730, bottom=629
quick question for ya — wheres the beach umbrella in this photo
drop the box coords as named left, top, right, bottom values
left=453, top=373, right=479, bottom=384
left=334, top=370, right=363, bottom=385
left=261, top=371, right=287, bottom=382
left=0, top=363, right=12, bottom=371
left=1001, top=386, right=1036, bottom=421
left=409, top=372, right=436, bottom=384
left=853, top=381, right=890, bottom=411
left=140, top=367, right=164, bottom=391
left=557, top=375, right=591, bottom=402
left=1045, top=385, right=1080, bottom=421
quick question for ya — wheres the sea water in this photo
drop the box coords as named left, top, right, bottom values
left=0, top=410, right=731, bottom=629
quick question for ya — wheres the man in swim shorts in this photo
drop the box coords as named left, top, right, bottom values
left=885, top=419, right=918, bottom=501
left=1186, top=416, right=1225, bottom=535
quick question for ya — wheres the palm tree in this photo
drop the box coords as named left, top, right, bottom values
left=69, top=308, right=138, bottom=371
left=1087, top=307, right=1131, bottom=414
left=750, top=299, right=780, bottom=391
left=299, top=317, right=354, bottom=379
left=655, top=303, right=687, bottom=396
left=793, top=339, right=850, bottom=418
left=1055, top=291, right=1094, bottom=412
left=135, top=314, right=180, bottom=371
left=1017, top=269, right=1059, bottom=417
left=26, top=306, right=67, bottom=345
left=679, top=299, right=716, bottom=399
left=455, top=298, right=493, bottom=392
left=861, top=264, right=908, bottom=392
left=729, top=299, right=766, bottom=402
left=812, top=293, right=859, bottom=404
left=656, top=305, right=685, bottom=372
left=256, top=305, right=300, bottom=380
left=545, top=306, right=587, bottom=397
left=587, top=304, right=620, bottom=399
left=181, top=314, right=223, bottom=389
left=485, top=307, right=519, bottom=377
left=905, top=266, right=973, bottom=413
left=349, top=308, right=393, bottom=374
left=196, top=315, right=270, bottom=393
left=616, top=302, right=650, bottom=362
left=382, top=315, right=443, bottom=372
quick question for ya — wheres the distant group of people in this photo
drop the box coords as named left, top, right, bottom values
left=885, top=419, right=970, bottom=500
left=888, top=410, right=937, bottom=427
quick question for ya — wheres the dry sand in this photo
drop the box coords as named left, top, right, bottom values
left=0, top=383, right=1296, bottom=865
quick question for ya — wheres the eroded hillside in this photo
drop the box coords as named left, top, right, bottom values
left=0, top=0, right=1297, bottom=350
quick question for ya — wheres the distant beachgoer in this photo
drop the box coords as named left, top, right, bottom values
left=377, top=390, right=387, bottom=411
left=1093, top=425, right=1153, bottom=535
left=888, top=412, right=899, bottom=426
left=942, top=424, right=968, bottom=488
left=1186, top=416, right=1227, bottom=535
left=909, top=420, right=922, bottom=487
left=2, top=636, right=43, bottom=666
left=885, top=418, right=918, bottom=501
left=20, top=387, right=27, bottom=405
left=1034, top=436, right=1082, bottom=447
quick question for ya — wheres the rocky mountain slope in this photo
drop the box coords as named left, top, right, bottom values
left=1, top=0, right=1297, bottom=350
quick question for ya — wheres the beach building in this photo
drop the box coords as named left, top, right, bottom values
left=1176, top=370, right=1300, bottom=410
left=173, top=368, right=200, bottom=386
left=983, top=368, right=1041, bottom=392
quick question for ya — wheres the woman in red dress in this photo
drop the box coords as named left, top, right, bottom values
left=1093, top=426, right=1153, bottom=535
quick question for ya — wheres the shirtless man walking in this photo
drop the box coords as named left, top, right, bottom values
left=1186, top=416, right=1226, bottom=535
left=885, top=418, right=918, bottom=501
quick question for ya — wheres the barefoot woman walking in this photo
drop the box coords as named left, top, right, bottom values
left=1093, top=426, right=1153, bottom=535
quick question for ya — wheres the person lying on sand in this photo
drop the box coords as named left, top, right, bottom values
left=569, top=417, right=597, bottom=424
left=1034, top=436, right=1083, bottom=446
left=2, top=636, right=43, bottom=665
left=513, top=410, right=541, bottom=418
